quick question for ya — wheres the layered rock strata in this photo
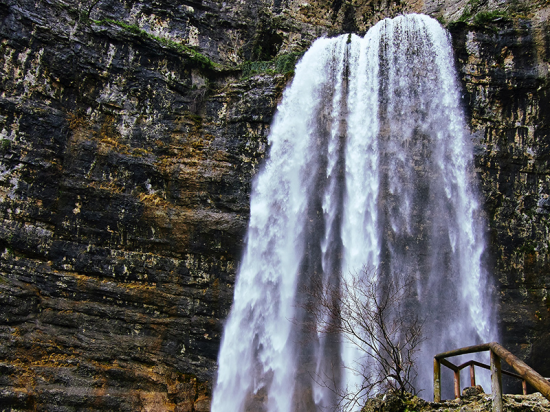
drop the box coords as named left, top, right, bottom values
left=0, top=0, right=549, bottom=410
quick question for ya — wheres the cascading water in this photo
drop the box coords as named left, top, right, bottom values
left=211, top=14, right=496, bottom=412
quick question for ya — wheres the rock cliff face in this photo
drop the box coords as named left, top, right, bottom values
left=0, top=0, right=549, bottom=410
left=449, top=9, right=550, bottom=381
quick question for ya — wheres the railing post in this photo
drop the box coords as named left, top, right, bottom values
left=454, top=369, right=461, bottom=399
left=435, top=343, right=550, bottom=405
left=491, top=350, right=503, bottom=412
left=470, top=364, right=476, bottom=386
left=434, top=357, right=441, bottom=402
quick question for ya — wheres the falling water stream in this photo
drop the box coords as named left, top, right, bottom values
left=211, top=14, right=496, bottom=412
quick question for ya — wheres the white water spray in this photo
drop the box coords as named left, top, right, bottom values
left=212, top=14, right=496, bottom=412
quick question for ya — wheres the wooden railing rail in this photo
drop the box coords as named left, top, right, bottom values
left=434, top=342, right=550, bottom=412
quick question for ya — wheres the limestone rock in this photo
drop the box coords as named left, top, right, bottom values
left=363, top=392, right=550, bottom=412
left=0, top=0, right=549, bottom=409
left=463, top=385, right=485, bottom=397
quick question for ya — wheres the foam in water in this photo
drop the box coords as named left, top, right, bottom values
left=211, top=14, right=496, bottom=412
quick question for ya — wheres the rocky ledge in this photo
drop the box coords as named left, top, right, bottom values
left=363, top=390, right=550, bottom=412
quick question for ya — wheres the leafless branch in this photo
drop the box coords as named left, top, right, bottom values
left=298, top=266, right=425, bottom=411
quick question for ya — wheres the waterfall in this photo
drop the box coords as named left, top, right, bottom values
left=211, top=14, right=496, bottom=412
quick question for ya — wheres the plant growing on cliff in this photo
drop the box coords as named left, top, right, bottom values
left=455, top=0, right=510, bottom=26
left=300, top=268, right=424, bottom=411
left=458, top=0, right=481, bottom=22
left=79, top=0, right=102, bottom=21
left=92, top=19, right=218, bottom=71
left=472, top=10, right=509, bottom=26
left=0, top=139, right=11, bottom=154
left=241, top=51, right=304, bottom=79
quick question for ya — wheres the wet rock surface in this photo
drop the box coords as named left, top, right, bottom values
left=0, top=0, right=549, bottom=410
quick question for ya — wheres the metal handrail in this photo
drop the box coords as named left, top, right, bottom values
left=434, top=342, right=550, bottom=412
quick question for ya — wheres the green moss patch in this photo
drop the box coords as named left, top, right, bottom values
left=92, top=19, right=218, bottom=71
left=473, top=10, right=510, bottom=25
left=241, top=51, right=304, bottom=79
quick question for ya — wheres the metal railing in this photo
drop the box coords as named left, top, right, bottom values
left=434, top=342, right=550, bottom=412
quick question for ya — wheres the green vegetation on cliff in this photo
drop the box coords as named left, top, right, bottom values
left=241, top=51, right=304, bottom=79
left=450, top=0, right=534, bottom=27
left=92, top=18, right=219, bottom=71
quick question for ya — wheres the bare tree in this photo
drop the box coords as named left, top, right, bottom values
left=300, top=267, right=424, bottom=411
